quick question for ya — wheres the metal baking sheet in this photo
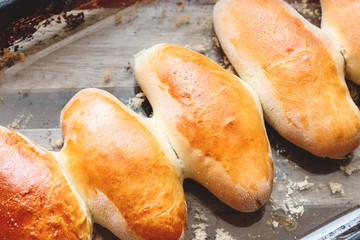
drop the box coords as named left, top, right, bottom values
left=0, top=0, right=359, bottom=239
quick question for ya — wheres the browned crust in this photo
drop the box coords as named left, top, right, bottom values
left=320, top=0, right=360, bottom=84
left=0, top=126, right=92, bottom=240
left=135, top=44, right=273, bottom=212
left=214, top=0, right=360, bottom=158
left=60, top=88, right=186, bottom=240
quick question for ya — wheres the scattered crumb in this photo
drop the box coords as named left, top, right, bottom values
left=176, top=0, right=185, bottom=8
left=247, top=233, right=261, bottom=239
left=23, top=114, right=33, bottom=126
left=266, top=220, right=272, bottom=227
left=274, top=178, right=304, bottom=216
left=103, top=71, right=111, bottom=84
left=272, top=220, right=279, bottom=228
left=200, top=17, right=212, bottom=30
left=270, top=171, right=312, bottom=218
left=191, top=223, right=208, bottom=240
left=41, top=69, right=45, bottom=73
left=128, top=92, right=145, bottom=109
left=7, top=114, right=25, bottom=130
left=19, top=53, right=25, bottom=62
left=51, top=138, right=64, bottom=149
left=222, top=56, right=230, bottom=66
left=115, top=13, right=122, bottom=22
left=340, top=165, right=360, bottom=176
left=192, top=44, right=206, bottom=53
left=295, top=176, right=314, bottom=191
left=285, top=199, right=304, bottom=216
left=176, top=15, right=190, bottom=25
left=292, top=0, right=322, bottom=22
left=7, top=114, right=33, bottom=130
left=159, top=8, right=167, bottom=19
left=329, top=181, right=344, bottom=196
left=212, top=36, right=220, bottom=48
left=215, top=228, right=235, bottom=240
left=0, top=48, right=25, bottom=70
left=194, top=213, right=208, bottom=221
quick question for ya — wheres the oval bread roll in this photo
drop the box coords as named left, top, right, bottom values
left=213, top=0, right=360, bottom=158
left=134, top=44, right=273, bottom=212
left=59, top=88, right=186, bottom=240
left=0, top=126, right=92, bottom=239
left=320, top=0, right=360, bottom=84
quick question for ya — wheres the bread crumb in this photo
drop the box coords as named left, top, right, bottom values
left=200, top=17, right=212, bottom=30
left=340, top=165, right=360, bottom=176
left=295, top=176, right=314, bottom=190
left=287, top=203, right=304, bottom=216
left=51, top=138, right=64, bottom=150
left=215, top=228, right=235, bottom=240
left=176, top=15, right=190, bottom=25
left=0, top=48, right=25, bottom=70
left=329, top=181, right=344, bottom=195
left=7, top=113, right=33, bottom=130
left=103, top=71, right=111, bottom=83
left=159, top=8, right=167, bottom=19
left=19, top=52, right=25, bottom=62
left=128, top=93, right=145, bottom=109
left=7, top=114, right=24, bottom=130
left=272, top=220, right=279, bottom=228
left=223, top=56, right=230, bottom=66
left=212, top=36, right=220, bottom=48
left=191, top=223, right=208, bottom=240
left=271, top=171, right=310, bottom=217
left=176, top=0, right=185, bottom=8
left=247, top=233, right=261, bottom=239
left=115, top=13, right=122, bottom=22
left=192, top=44, right=206, bottom=53
left=194, top=213, right=208, bottom=221
left=281, top=182, right=303, bottom=216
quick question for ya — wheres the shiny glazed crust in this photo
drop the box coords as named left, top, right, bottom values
left=59, top=88, right=186, bottom=240
left=134, top=44, right=273, bottom=212
left=0, top=126, right=92, bottom=240
left=213, top=0, right=360, bottom=158
left=320, top=0, right=360, bottom=84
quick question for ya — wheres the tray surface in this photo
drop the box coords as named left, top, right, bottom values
left=0, top=0, right=359, bottom=239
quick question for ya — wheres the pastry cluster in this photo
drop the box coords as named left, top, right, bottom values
left=1, top=0, right=360, bottom=239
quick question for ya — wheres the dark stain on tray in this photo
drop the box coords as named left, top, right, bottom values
left=0, top=0, right=139, bottom=53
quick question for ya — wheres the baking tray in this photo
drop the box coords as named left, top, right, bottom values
left=0, top=0, right=359, bottom=239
